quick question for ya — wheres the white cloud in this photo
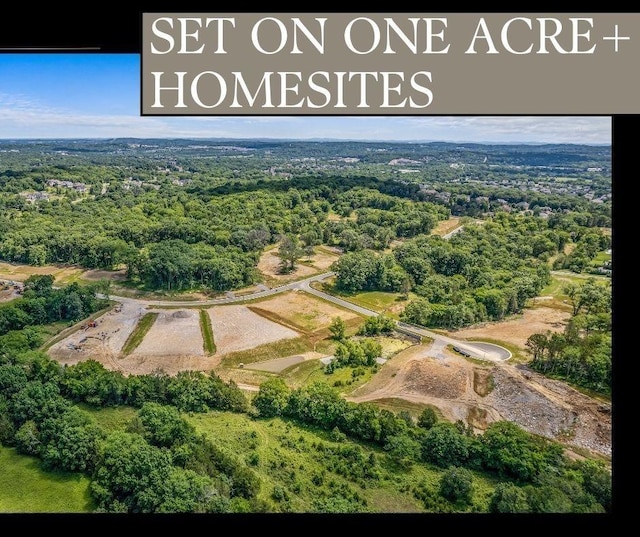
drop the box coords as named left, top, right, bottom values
left=0, top=93, right=611, bottom=143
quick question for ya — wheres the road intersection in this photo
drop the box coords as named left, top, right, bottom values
left=106, top=271, right=511, bottom=363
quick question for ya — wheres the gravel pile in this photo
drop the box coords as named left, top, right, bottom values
left=486, top=366, right=612, bottom=457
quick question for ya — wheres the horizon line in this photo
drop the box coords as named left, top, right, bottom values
left=0, top=136, right=612, bottom=146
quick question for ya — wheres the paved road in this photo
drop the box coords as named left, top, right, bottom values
left=295, top=275, right=510, bottom=362
left=105, top=270, right=511, bottom=363
left=106, top=272, right=332, bottom=307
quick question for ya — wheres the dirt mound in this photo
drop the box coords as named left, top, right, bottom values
left=402, top=360, right=467, bottom=398
left=172, top=310, right=191, bottom=318
left=348, top=342, right=612, bottom=459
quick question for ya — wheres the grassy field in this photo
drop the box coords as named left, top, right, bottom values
left=80, top=405, right=138, bottom=432
left=0, top=447, right=94, bottom=513
left=185, top=411, right=498, bottom=513
left=121, top=312, right=158, bottom=356
left=311, top=281, right=413, bottom=319
left=199, top=308, right=216, bottom=354
left=220, top=337, right=314, bottom=368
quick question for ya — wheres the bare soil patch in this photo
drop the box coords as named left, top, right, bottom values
left=130, top=309, right=204, bottom=357
left=207, top=305, right=300, bottom=356
left=79, top=268, right=128, bottom=282
left=447, top=306, right=571, bottom=351
left=0, top=288, right=20, bottom=303
left=47, top=298, right=148, bottom=365
left=47, top=299, right=305, bottom=375
left=254, top=290, right=360, bottom=331
left=48, top=301, right=217, bottom=375
left=348, top=339, right=611, bottom=459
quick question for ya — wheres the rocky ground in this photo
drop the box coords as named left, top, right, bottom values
left=348, top=341, right=612, bottom=461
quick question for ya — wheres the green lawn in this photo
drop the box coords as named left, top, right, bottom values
left=0, top=447, right=94, bottom=513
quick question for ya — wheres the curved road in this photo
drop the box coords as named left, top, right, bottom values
left=106, top=271, right=511, bottom=363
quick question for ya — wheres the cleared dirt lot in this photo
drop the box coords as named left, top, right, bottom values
left=207, top=305, right=300, bottom=355
left=348, top=335, right=611, bottom=460
left=47, top=300, right=302, bottom=374
left=254, top=290, right=361, bottom=331
left=131, top=309, right=204, bottom=357
left=47, top=298, right=147, bottom=365
left=447, top=306, right=571, bottom=351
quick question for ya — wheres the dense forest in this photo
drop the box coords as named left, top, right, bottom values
left=0, top=138, right=612, bottom=514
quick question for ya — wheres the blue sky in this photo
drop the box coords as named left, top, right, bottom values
left=0, top=54, right=611, bottom=144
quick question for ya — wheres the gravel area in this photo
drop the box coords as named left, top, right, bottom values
left=131, top=309, right=204, bottom=357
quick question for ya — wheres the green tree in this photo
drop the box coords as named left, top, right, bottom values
left=23, top=274, right=55, bottom=295
left=480, top=421, right=563, bottom=482
left=384, top=433, right=421, bottom=469
left=489, top=482, right=530, bottom=513
left=91, top=431, right=179, bottom=513
left=277, top=234, right=303, bottom=273
left=573, top=459, right=612, bottom=512
left=421, top=422, right=471, bottom=468
left=286, top=381, right=347, bottom=430
left=524, top=485, right=572, bottom=513
left=360, top=338, right=382, bottom=366
left=417, top=407, right=439, bottom=430
left=39, top=406, right=104, bottom=473
left=439, top=466, right=474, bottom=504
left=136, top=402, right=195, bottom=448
left=328, top=316, right=347, bottom=341
left=358, top=314, right=395, bottom=336
left=14, top=420, right=41, bottom=456
left=253, top=377, right=291, bottom=418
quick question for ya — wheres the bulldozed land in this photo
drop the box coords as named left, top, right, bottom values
left=46, top=296, right=312, bottom=375
left=207, top=305, right=301, bottom=356
left=43, top=287, right=610, bottom=460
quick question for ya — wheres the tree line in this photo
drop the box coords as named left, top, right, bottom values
left=526, top=278, right=612, bottom=394
left=0, top=346, right=611, bottom=513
